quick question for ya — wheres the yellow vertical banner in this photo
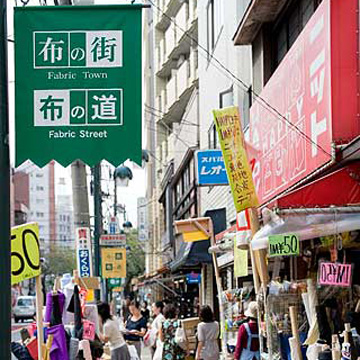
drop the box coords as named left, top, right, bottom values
left=213, top=106, right=258, bottom=212
left=101, top=248, right=126, bottom=279
left=234, top=243, right=248, bottom=278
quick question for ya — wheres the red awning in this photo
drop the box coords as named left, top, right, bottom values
left=273, top=163, right=360, bottom=208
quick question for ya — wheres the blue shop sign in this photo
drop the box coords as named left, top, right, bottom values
left=196, top=150, right=229, bottom=186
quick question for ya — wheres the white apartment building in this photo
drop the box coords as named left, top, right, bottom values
left=18, top=162, right=56, bottom=250
left=56, top=193, right=74, bottom=248
left=145, top=0, right=199, bottom=276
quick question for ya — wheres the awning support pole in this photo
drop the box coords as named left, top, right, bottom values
left=209, top=218, right=228, bottom=358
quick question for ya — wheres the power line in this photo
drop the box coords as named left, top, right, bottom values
left=148, top=0, right=333, bottom=160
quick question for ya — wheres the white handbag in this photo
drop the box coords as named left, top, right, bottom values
left=153, top=342, right=164, bottom=360
left=174, top=322, right=188, bottom=351
left=127, top=345, right=140, bottom=360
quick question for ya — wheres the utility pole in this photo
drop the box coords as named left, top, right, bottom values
left=71, top=161, right=90, bottom=228
left=0, top=0, right=11, bottom=357
left=93, top=163, right=102, bottom=300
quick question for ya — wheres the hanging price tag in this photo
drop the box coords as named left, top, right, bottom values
left=268, top=234, right=299, bottom=257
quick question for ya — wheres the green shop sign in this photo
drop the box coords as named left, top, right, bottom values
left=15, top=5, right=142, bottom=167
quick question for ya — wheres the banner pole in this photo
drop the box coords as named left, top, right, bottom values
left=35, top=275, right=44, bottom=360
left=0, top=0, right=11, bottom=357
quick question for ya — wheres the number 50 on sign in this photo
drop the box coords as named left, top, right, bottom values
left=11, top=223, right=41, bottom=285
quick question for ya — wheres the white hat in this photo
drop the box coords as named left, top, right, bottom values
left=244, top=301, right=258, bottom=319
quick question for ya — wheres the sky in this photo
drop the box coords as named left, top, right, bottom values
left=7, top=0, right=146, bottom=227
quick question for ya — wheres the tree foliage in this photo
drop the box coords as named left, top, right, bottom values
left=42, top=245, right=76, bottom=277
left=125, top=230, right=145, bottom=288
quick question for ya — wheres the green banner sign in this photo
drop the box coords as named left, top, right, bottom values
left=15, top=5, right=142, bottom=167
left=108, top=278, right=121, bottom=289
left=268, top=234, right=299, bottom=257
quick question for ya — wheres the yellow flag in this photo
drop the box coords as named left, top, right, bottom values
left=213, top=106, right=258, bottom=212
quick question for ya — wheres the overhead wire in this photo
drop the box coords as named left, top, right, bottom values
left=148, top=0, right=333, bottom=159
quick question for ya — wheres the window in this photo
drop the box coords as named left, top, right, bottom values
left=36, top=173, right=43, bottom=178
left=36, top=186, right=44, bottom=191
left=219, top=87, right=234, bottom=108
left=207, top=0, right=224, bottom=55
left=208, top=123, right=218, bottom=149
left=273, top=0, right=322, bottom=69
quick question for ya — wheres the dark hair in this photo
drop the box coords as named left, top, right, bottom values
left=97, top=302, right=112, bottom=325
left=163, top=304, right=177, bottom=319
left=155, top=301, right=164, bottom=312
left=199, top=305, right=214, bottom=323
left=143, top=301, right=148, bottom=307
left=130, top=300, right=141, bottom=309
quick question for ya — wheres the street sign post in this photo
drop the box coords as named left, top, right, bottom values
left=14, top=5, right=143, bottom=167
left=195, top=149, right=229, bottom=186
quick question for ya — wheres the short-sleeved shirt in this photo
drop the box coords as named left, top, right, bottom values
left=152, top=313, right=165, bottom=332
left=197, top=321, right=219, bottom=360
left=125, top=316, right=147, bottom=341
left=104, top=319, right=126, bottom=351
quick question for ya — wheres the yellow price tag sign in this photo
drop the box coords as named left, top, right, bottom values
left=11, top=223, right=41, bottom=285
left=101, top=248, right=126, bottom=279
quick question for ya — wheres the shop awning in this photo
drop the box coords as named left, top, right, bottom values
left=170, top=240, right=212, bottom=272
left=252, top=207, right=360, bottom=250
left=272, top=163, right=360, bottom=209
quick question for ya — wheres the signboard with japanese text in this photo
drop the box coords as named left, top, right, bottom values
left=101, top=248, right=126, bottom=279
left=77, top=249, right=92, bottom=278
left=75, top=227, right=91, bottom=250
left=100, top=234, right=126, bottom=247
left=14, top=5, right=142, bottom=167
left=11, top=223, right=41, bottom=285
left=108, top=278, right=121, bottom=289
left=249, top=0, right=332, bottom=205
left=195, top=150, right=229, bottom=186
left=213, top=106, right=259, bottom=212
left=318, top=262, right=352, bottom=287
left=268, top=234, right=300, bottom=257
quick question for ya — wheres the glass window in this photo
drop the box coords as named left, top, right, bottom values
left=219, top=87, right=234, bottom=108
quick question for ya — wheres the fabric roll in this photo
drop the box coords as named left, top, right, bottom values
left=306, top=343, right=322, bottom=360
left=73, top=286, right=83, bottom=340
left=289, top=337, right=301, bottom=360
left=50, top=293, right=63, bottom=327
left=47, top=324, right=69, bottom=360
left=10, top=342, right=33, bottom=360
left=45, top=291, right=66, bottom=324
left=316, top=305, right=332, bottom=344
left=79, top=340, right=92, bottom=360
left=69, top=338, right=79, bottom=360
left=83, top=304, right=100, bottom=335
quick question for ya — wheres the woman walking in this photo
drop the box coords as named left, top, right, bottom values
left=124, top=300, right=147, bottom=358
left=97, top=302, right=131, bottom=360
left=195, top=306, right=219, bottom=360
left=159, top=304, right=187, bottom=360
left=234, top=302, right=260, bottom=360
left=151, top=301, right=165, bottom=357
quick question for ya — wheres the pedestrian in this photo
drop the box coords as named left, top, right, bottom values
left=159, top=304, right=187, bottom=360
left=151, top=301, right=165, bottom=357
left=124, top=300, right=147, bottom=358
left=122, top=297, right=131, bottom=322
left=195, top=305, right=219, bottom=360
left=141, top=300, right=151, bottom=322
left=97, top=302, right=131, bottom=360
left=234, top=301, right=260, bottom=360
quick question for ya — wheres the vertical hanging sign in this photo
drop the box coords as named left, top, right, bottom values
left=213, top=106, right=259, bottom=212
left=14, top=5, right=142, bottom=167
